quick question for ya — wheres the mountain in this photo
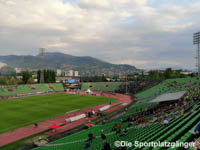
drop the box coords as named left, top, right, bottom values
left=0, top=52, right=140, bottom=76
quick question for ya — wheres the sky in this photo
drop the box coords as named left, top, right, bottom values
left=0, top=0, right=200, bottom=70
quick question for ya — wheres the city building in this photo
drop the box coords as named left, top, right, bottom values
left=68, top=70, right=74, bottom=77
left=56, top=69, right=62, bottom=76
left=143, top=71, right=150, bottom=75
left=181, top=70, right=193, bottom=75
left=15, top=68, right=23, bottom=74
left=74, top=71, right=79, bottom=77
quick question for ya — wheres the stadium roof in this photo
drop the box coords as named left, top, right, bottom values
left=150, top=91, right=186, bottom=103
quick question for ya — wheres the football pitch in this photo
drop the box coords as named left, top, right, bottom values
left=0, top=93, right=115, bottom=133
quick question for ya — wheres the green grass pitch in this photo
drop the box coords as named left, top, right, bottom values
left=0, top=93, right=115, bottom=133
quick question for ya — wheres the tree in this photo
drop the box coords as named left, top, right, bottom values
left=102, top=74, right=107, bottom=82
left=164, top=68, right=173, bottom=79
left=0, top=76, right=8, bottom=85
left=93, top=75, right=100, bottom=82
left=173, top=70, right=181, bottom=78
left=22, top=71, right=32, bottom=84
left=6, top=77, right=18, bottom=85
left=27, top=77, right=34, bottom=84
left=37, top=69, right=56, bottom=83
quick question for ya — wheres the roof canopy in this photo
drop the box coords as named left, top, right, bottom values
left=149, top=91, right=186, bottom=103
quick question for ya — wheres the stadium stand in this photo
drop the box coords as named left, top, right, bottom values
left=81, top=82, right=121, bottom=92
left=0, top=83, right=64, bottom=97
left=34, top=101, right=200, bottom=150
left=116, top=80, right=161, bottom=94
left=134, top=77, right=200, bottom=110
left=34, top=77, right=200, bottom=150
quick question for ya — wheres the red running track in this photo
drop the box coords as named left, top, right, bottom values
left=0, top=92, right=131, bottom=147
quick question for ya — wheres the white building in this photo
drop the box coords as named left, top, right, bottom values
left=69, top=70, right=74, bottom=77
left=74, top=71, right=79, bottom=77
left=56, top=69, right=62, bottom=76
left=143, top=71, right=150, bottom=76
left=15, top=68, right=23, bottom=74
left=16, top=75, right=23, bottom=79
left=63, top=71, right=68, bottom=77
left=181, top=70, right=193, bottom=75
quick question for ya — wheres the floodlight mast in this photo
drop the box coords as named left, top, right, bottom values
left=193, top=32, right=200, bottom=77
left=39, top=48, right=45, bottom=83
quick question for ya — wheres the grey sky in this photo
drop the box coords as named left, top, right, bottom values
left=0, top=0, right=199, bottom=69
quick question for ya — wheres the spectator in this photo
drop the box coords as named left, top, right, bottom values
left=128, top=121, right=133, bottom=127
left=102, top=120, right=106, bottom=125
left=102, top=141, right=111, bottom=150
left=128, top=115, right=133, bottom=122
left=116, top=124, right=122, bottom=134
left=88, top=111, right=92, bottom=118
left=38, top=136, right=42, bottom=142
left=88, top=133, right=93, bottom=142
left=134, top=116, right=137, bottom=122
left=98, top=111, right=104, bottom=117
left=120, top=119, right=126, bottom=123
left=92, top=110, right=95, bottom=115
left=101, top=132, right=106, bottom=140
left=112, top=124, right=117, bottom=131
left=194, top=122, right=200, bottom=138
left=86, top=117, right=89, bottom=122
left=120, top=128, right=128, bottom=136
left=181, top=110, right=184, bottom=116
left=136, top=118, right=142, bottom=127
left=85, top=139, right=90, bottom=149
left=163, top=117, right=169, bottom=125
left=34, top=123, right=38, bottom=128
left=118, top=124, right=122, bottom=130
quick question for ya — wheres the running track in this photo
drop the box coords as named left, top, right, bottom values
left=0, top=92, right=131, bottom=147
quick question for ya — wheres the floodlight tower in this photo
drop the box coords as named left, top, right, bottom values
left=193, top=32, right=200, bottom=77
left=39, top=48, right=45, bottom=83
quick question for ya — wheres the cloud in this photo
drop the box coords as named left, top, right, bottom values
left=0, top=0, right=199, bottom=69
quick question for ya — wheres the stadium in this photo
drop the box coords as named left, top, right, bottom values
left=0, top=77, right=200, bottom=150
left=1, top=1, right=200, bottom=150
